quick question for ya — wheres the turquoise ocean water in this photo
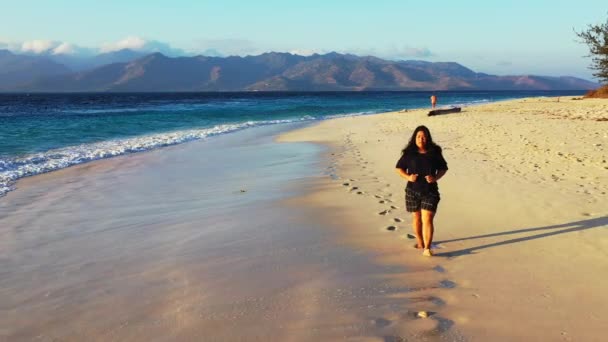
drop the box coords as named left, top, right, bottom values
left=0, top=91, right=582, bottom=196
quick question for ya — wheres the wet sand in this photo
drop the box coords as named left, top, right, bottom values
left=279, top=96, right=607, bottom=341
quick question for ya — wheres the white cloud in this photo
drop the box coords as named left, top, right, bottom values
left=100, top=36, right=186, bottom=56
left=17, top=40, right=93, bottom=56
left=191, top=40, right=329, bottom=57
left=190, top=43, right=430, bottom=59
left=21, top=40, right=57, bottom=54
left=288, top=49, right=325, bottom=56
left=0, top=39, right=18, bottom=50
left=201, top=48, right=223, bottom=57
left=5, top=37, right=434, bottom=62
left=100, top=36, right=147, bottom=53
left=2, top=36, right=185, bottom=57
left=52, top=42, right=75, bottom=55
left=143, top=40, right=186, bottom=56
left=191, top=39, right=261, bottom=57
left=339, top=45, right=434, bottom=60
left=398, top=47, right=433, bottom=58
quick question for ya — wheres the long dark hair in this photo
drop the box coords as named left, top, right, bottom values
left=401, top=125, right=442, bottom=155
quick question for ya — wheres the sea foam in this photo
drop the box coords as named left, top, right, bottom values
left=0, top=113, right=369, bottom=197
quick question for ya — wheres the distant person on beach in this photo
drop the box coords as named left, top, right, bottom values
left=430, top=94, right=437, bottom=109
left=395, top=125, right=448, bottom=257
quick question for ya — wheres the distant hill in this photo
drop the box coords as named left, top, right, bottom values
left=0, top=50, right=71, bottom=90
left=2, top=51, right=600, bottom=92
left=48, top=49, right=147, bottom=72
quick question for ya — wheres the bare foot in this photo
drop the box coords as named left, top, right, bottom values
left=423, top=249, right=433, bottom=257
left=413, top=243, right=423, bottom=249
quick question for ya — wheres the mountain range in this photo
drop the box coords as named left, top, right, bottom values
left=0, top=49, right=599, bottom=92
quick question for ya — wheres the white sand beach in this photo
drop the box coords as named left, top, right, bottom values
left=1, top=97, right=607, bottom=341
left=279, top=96, right=608, bottom=341
left=0, top=123, right=463, bottom=341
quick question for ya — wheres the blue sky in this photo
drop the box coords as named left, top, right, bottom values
left=0, top=0, right=606, bottom=80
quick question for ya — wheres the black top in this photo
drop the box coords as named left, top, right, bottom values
left=395, top=150, right=448, bottom=194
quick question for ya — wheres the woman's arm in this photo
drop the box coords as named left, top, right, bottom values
left=425, top=169, right=447, bottom=183
left=435, top=169, right=447, bottom=181
left=396, top=168, right=418, bottom=182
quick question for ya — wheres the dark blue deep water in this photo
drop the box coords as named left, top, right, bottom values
left=0, top=91, right=584, bottom=196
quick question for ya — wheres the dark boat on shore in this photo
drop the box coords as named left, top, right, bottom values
left=428, top=107, right=462, bottom=116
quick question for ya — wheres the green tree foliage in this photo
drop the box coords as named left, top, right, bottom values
left=576, top=16, right=608, bottom=84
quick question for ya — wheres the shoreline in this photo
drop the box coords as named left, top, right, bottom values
left=0, top=91, right=584, bottom=199
left=1, top=95, right=606, bottom=340
left=1, top=121, right=464, bottom=341
left=278, top=96, right=607, bottom=340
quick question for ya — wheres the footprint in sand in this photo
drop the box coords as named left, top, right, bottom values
left=356, top=191, right=365, bottom=195
left=386, top=226, right=397, bottom=231
left=390, top=205, right=399, bottom=209
left=394, top=218, right=403, bottom=223
left=374, top=195, right=383, bottom=199
left=372, top=318, right=392, bottom=328
left=406, top=233, right=416, bottom=239
left=378, top=210, right=390, bottom=215
left=408, top=295, right=446, bottom=308
left=342, top=182, right=350, bottom=186
left=439, top=280, right=457, bottom=289
left=349, top=186, right=359, bottom=191
left=433, top=265, right=446, bottom=273
left=431, top=297, right=447, bottom=306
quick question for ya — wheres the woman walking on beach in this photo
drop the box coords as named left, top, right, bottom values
left=395, top=126, right=448, bottom=256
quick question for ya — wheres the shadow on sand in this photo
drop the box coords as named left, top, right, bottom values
left=434, top=216, right=608, bottom=257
